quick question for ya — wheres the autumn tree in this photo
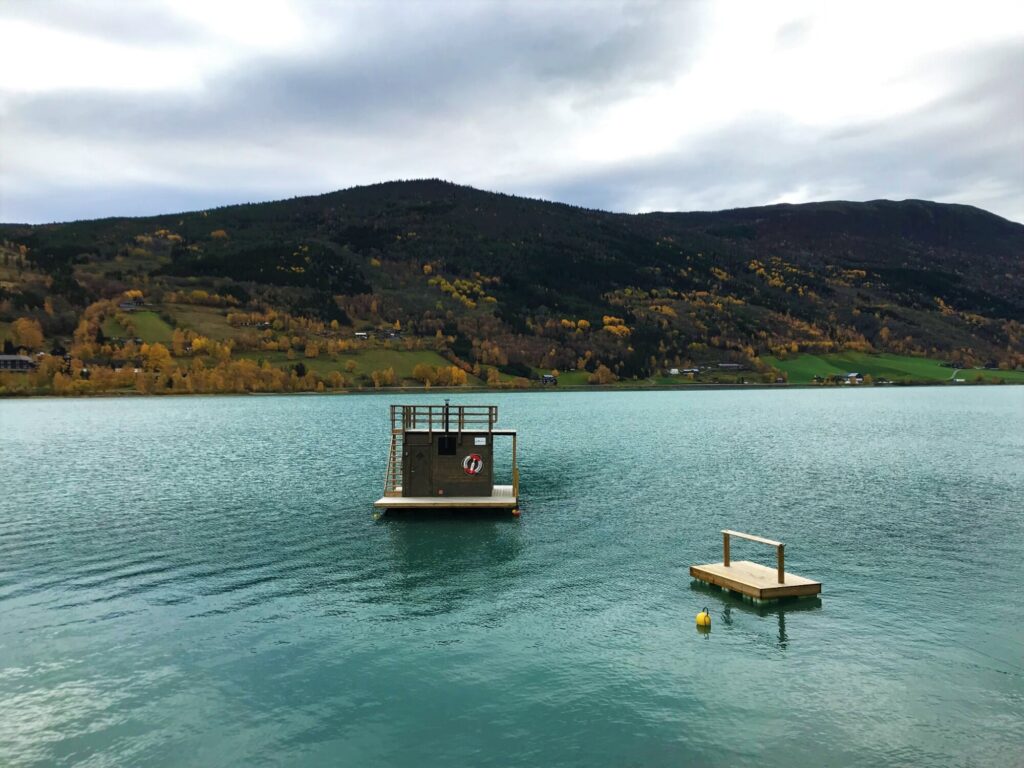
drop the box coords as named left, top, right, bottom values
left=412, top=363, right=438, bottom=386
left=143, top=342, right=173, bottom=371
left=11, top=317, right=44, bottom=350
left=172, top=328, right=187, bottom=356
left=370, top=367, right=395, bottom=388
left=434, top=366, right=467, bottom=386
left=588, top=364, right=617, bottom=385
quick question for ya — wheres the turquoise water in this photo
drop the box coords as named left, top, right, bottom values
left=1, top=388, right=1022, bottom=767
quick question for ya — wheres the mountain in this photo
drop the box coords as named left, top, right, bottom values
left=1, top=179, right=1022, bottom=386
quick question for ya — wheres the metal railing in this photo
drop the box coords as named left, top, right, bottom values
left=390, top=404, right=497, bottom=433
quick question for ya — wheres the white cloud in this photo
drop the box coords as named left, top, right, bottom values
left=0, top=19, right=210, bottom=93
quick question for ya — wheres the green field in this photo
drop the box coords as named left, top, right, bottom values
left=236, top=348, right=481, bottom=385
left=763, top=352, right=1024, bottom=384
left=552, top=370, right=590, bottom=386
left=104, top=311, right=174, bottom=344
left=534, top=368, right=736, bottom=387
left=165, top=304, right=239, bottom=340
left=646, top=374, right=707, bottom=386
left=131, top=312, right=175, bottom=344
left=101, top=317, right=129, bottom=338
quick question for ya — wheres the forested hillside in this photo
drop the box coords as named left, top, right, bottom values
left=1, top=180, right=1022, bottom=394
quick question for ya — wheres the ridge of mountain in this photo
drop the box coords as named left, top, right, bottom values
left=1, top=179, right=1022, bottom=381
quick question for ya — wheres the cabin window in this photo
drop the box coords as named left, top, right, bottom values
left=437, top=434, right=457, bottom=455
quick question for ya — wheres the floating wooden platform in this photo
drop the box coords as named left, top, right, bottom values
left=373, top=484, right=517, bottom=510
left=690, top=560, right=821, bottom=599
left=690, top=530, right=821, bottom=600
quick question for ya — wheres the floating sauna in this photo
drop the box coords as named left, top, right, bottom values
left=373, top=402, right=519, bottom=512
left=690, top=530, right=821, bottom=600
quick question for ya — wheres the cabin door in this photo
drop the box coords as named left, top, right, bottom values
left=403, top=434, right=432, bottom=496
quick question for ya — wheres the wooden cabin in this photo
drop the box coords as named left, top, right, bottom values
left=373, top=403, right=519, bottom=511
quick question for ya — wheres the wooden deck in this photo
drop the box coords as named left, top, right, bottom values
left=690, top=529, right=822, bottom=600
left=373, top=484, right=517, bottom=509
left=689, top=560, right=821, bottom=599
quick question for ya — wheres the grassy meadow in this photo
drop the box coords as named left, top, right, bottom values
left=235, top=348, right=481, bottom=386
left=101, top=311, right=174, bottom=344
left=764, top=352, right=1024, bottom=384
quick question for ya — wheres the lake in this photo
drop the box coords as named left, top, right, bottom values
left=1, top=388, right=1022, bottom=767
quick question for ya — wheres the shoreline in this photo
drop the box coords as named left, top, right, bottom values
left=2, top=379, right=1020, bottom=401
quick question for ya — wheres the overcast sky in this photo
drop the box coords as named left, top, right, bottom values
left=1, top=0, right=1022, bottom=224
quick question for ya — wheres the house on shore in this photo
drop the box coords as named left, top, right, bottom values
left=0, top=355, right=37, bottom=372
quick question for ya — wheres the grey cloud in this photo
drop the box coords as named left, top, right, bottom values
left=0, top=184, right=277, bottom=225
left=1, top=1, right=1022, bottom=224
left=775, top=17, right=812, bottom=49
left=532, top=42, right=1024, bottom=220
left=10, top=1, right=707, bottom=146
left=2, top=0, right=207, bottom=46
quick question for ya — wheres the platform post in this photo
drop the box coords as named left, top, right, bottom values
left=723, top=531, right=730, bottom=567
left=512, top=433, right=519, bottom=497
left=777, top=544, right=785, bottom=583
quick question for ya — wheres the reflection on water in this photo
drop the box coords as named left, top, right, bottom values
left=381, top=515, right=523, bottom=586
left=690, top=576, right=824, bottom=648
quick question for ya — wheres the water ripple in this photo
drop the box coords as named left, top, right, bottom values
left=0, top=388, right=1022, bottom=767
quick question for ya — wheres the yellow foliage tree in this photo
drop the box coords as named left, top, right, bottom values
left=144, top=343, right=173, bottom=371
left=588, top=364, right=617, bottom=385
left=12, top=317, right=44, bottom=350
left=172, top=328, right=187, bottom=356
left=412, top=363, right=437, bottom=386
left=370, top=367, right=395, bottom=388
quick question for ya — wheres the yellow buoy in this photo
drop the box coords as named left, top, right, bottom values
left=512, top=508, right=521, bottom=517
left=696, top=607, right=711, bottom=628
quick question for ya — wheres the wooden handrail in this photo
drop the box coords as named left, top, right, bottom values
left=722, top=529, right=783, bottom=547
left=722, top=530, right=786, bottom=584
